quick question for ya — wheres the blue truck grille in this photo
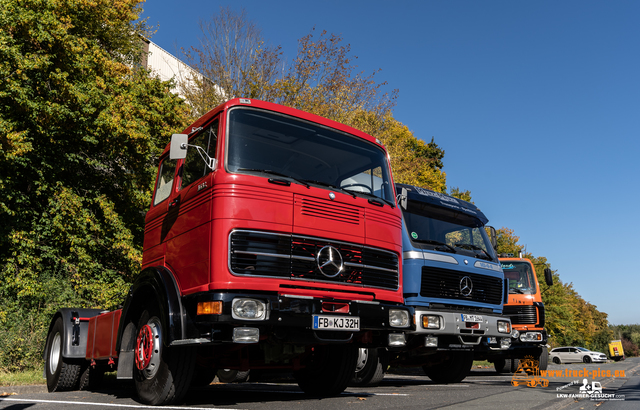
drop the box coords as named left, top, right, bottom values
left=420, top=267, right=503, bottom=305
left=229, top=230, right=399, bottom=290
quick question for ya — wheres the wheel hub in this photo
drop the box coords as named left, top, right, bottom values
left=135, top=318, right=162, bottom=378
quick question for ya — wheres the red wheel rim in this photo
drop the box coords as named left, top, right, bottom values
left=135, top=324, right=154, bottom=370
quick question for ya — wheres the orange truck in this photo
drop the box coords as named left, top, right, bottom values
left=475, top=253, right=553, bottom=372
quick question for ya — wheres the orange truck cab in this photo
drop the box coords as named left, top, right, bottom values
left=477, top=253, right=553, bottom=372
left=43, top=99, right=409, bottom=405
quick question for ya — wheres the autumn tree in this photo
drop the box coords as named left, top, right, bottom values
left=0, top=0, right=190, bottom=370
left=181, top=7, right=448, bottom=191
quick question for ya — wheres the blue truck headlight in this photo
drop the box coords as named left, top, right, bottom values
left=500, top=338, right=511, bottom=349
left=422, top=315, right=442, bottom=329
left=232, top=298, right=267, bottom=320
left=497, top=320, right=511, bottom=334
left=389, top=309, right=410, bottom=328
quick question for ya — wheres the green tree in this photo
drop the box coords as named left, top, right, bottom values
left=0, top=0, right=190, bottom=370
left=182, top=7, right=448, bottom=192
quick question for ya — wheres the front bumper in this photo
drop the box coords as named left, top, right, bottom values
left=402, top=308, right=512, bottom=351
left=178, top=291, right=409, bottom=347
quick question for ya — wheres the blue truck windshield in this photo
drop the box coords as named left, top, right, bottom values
left=402, top=200, right=497, bottom=261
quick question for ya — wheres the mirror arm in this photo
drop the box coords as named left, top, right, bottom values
left=187, top=144, right=217, bottom=170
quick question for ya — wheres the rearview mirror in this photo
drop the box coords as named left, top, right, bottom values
left=170, top=134, right=188, bottom=160
left=544, top=268, right=554, bottom=286
left=487, top=226, right=497, bottom=250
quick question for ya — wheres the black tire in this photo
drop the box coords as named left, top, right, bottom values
left=552, top=356, right=561, bottom=364
left=45, top=317, right=82, bottom=392
left=538, top=347, right=549, bottom=371
left=494, top=358, right=508, bottom=373
left=423, top=351, right=474, bottom=383
left=133, top=308, right=196, bottom=405
left=190, top=365, right=218, bottom=387
left=79, top=365, right=106, bottom=390
left=583, top=355, right=592, bottom=364
left=217, top=369, right=250, bottom=383
left=294, top=345, right=358, bottom=396
left=350, top=348, right=386, bottom=387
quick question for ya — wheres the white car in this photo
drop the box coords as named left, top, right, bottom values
left=549, top=347, right=607, bottom=364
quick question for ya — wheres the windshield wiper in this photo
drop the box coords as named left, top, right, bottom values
left=454, top=243, right=493, bottom=261
left=236, top=168, right=310, bottom=188
left=342, top=188, right=395, bottom=207
left=301, top=179, right=356, bottom=198
left=413, top=239, right=457, bottom=253
left=509, top=288, right=525, bottom=294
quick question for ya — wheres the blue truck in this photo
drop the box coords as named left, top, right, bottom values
left=353, top=184, right=512, bottom=385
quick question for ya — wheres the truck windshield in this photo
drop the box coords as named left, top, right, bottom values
left=501, top=261, right=537, bottom=295
left=402, top=200, right=497, bottom=261
left=226, top=107, right=394, bottom=203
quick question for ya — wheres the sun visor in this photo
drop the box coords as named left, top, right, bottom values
left=395, top=183, right=489, bottom=225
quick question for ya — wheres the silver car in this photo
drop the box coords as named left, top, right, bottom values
left=549, top=346, right=607, bottom=364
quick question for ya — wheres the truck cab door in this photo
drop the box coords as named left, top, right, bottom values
left=165, top=119, right=220, bottom=293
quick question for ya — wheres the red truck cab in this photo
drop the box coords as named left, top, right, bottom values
left=44, top=99, right=409, bottom=405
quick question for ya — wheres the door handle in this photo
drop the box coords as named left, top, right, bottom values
left=169, top=197, right=180, bottom=208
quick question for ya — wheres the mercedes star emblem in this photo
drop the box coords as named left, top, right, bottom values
left=460, top=276, right=473, bottom=297
left=316, top=245, right=344, bottom=278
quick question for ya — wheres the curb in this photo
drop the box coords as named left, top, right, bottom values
left=0, top=384, right=48, bottom=396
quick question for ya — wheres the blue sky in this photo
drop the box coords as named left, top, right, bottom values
left=141, top=0, right=640, bottom=325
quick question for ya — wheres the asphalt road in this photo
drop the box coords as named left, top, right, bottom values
left=2, top=357, right=638, bottom=410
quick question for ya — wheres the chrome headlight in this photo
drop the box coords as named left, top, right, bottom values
left=497, top=320, right=511, bottom=334
left=519, top=332, right=543, bottom=342
left=389, top=309, right=410, bottom=328
left=422, top=315, right=442, bottom=329
left=231, top=298, right=267, bottom=320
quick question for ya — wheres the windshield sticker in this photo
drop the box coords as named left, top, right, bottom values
left=501, top=263, right=515, bottom=269
left=411, top=232, right=418, bottom=239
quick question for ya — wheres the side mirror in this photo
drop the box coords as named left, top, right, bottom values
left=170, top=134, right=188, bottom=160
left=488, top=226, right=497, bottom=250
left=544, top=268, right=554, bottom=286
left=399, top=187, right=408, bottom=210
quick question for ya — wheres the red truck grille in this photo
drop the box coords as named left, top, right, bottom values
left=229, top=230, right=399, bottom=290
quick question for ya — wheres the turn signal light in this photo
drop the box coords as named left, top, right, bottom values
left=197, top=301, right=222, bottom=315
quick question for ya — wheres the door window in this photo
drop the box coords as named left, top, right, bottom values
left=153, top=157, right=177, bottom=206
left=181, top=120, right=218, bottom=189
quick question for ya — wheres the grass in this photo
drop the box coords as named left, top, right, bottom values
left=473, top=360, right=493, bottom=368
left=0, top=369, right=46, bottom=386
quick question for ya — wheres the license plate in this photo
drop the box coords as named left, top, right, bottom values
left=313, top=315, right=360, bottom=331
left=461, top=314, right=483, bottom=322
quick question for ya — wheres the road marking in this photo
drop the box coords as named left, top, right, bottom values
left=0, top=397, right=241, bottom=410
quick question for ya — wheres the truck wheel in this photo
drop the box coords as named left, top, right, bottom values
left=538, top=346, right=549, bottom=371
left=494, top=358, right=508, bottom=373
left=217, top=369, right=250, bottom=383
left=190, top=365, right=217, bottom=387
left=45, top=317, right=82, bottom=392
left=133, top=308, right=196, bottom=405
left=294, top=345, right=358, bottom=396
left=423, top=351, right=473, bottom=383
left=350, top=348, right=386, bottom=387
